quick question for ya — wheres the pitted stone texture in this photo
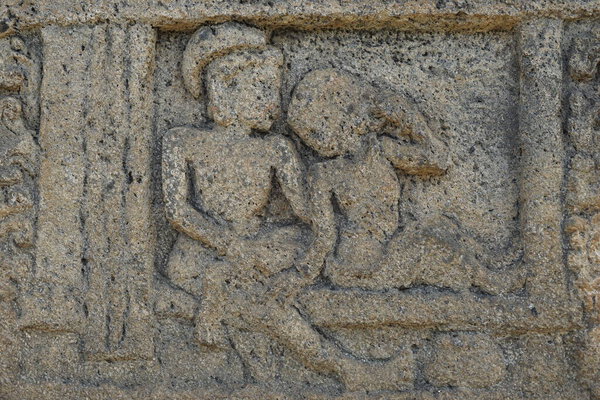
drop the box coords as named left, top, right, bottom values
left=275, top=28, right=521, bottom=255
left=515, top=335, right=586, bottom=400
left=0, top=32, right=38, bottom=389
left=0, top=4, right=599, bottom=400
left=565, top=21, right=600, bottom=400
left=424, top=332, right=506, bottom=389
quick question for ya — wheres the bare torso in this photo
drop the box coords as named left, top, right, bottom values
left=314, top=144, right=401, bottom=278
left=190, top=127, right=279, bottom=237
left=332, top=154, right=400, bottom=240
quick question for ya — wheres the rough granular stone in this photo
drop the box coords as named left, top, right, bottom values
left=0, top=2, right=599, bottom=399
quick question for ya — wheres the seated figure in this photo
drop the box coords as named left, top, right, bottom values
left=162, top=23, right=409, bottom=391
left=289, top=68, right=525, bottom=294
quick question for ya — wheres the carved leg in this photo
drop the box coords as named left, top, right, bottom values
left=253, top=299, right=412, bottom=391
left=195, top=261, right=230, bottom=350
left=340, top=216, right=525, bottom=294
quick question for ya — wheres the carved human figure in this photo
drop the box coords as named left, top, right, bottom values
left=289, top=69, right=525, bottom=293
left=163, top=23, right=406, bottom=391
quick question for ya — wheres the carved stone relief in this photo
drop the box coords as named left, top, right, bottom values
left=0, top=4, right=598, bottom=399
left=151, top=20, right=580, bottom=398
left=0, top=32, right=39, bottom=386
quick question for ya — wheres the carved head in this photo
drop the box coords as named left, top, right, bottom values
left=205, top=48, right=283, bottom=130
left=182, top=22, right=283, bottom=131
left=288, top=69, right=380, bottom=157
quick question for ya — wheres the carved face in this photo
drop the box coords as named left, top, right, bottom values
left=205, top=48, right=283, bottom=131
left=288, top=68, right=379, bottom=158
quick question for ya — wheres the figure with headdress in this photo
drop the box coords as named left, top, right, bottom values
left=162, top=23, right=406, bottom=391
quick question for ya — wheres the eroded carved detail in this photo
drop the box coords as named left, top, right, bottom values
left=288, top=68, right=524, bottom=294
left=0, top=35, right=39, bottom=384
left=0, top=13, right=586, bottom=399
left=160, top=22, right=527, bottom=393
left=162, top=22, right=414, bottom=391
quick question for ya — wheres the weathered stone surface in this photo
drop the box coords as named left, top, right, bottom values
left=423, top=332, right=506, bottom=388
left=0, top=2, right=599, bottom=399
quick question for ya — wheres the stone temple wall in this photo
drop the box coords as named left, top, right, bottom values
left=0, top=1, right=599, bottom=399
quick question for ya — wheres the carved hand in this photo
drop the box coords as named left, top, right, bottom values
left=380, top=136, right=447, bottom=177
left=373, top=93, right=450, bottom=177
left=228, top=230, right=300, bottom=278
left=294, top=252, right=324, bottom=282
left=225, top=237, right=260, bottom=273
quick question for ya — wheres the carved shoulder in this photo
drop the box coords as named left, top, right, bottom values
left=163, top=126, right=208, bottom=159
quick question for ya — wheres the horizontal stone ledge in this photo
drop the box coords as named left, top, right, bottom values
left=5, top=1, right=600, bottom=33
left=1, top=383, right=529, bottom=400
left=298, top=288, right=583, bottom=333
left=133, top=13, right=521, bottom=32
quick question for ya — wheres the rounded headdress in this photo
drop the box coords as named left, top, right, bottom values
left=182, top=22, right=268, bottom=98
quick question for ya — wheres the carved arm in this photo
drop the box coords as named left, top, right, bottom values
left=296, top=163, right=338, bottom=280
left=380, top=136, right=447, bottom=177
left=162, top=127, right=232, bottom=256
left=269, top=135, right=311, bottom=224
left=373, top=93, right=449, bottom=177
